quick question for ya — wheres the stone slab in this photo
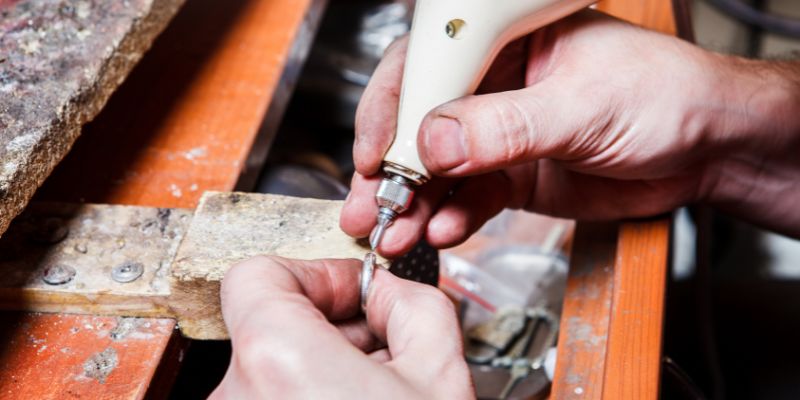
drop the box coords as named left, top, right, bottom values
left=0, top=0, right=184, bottom=236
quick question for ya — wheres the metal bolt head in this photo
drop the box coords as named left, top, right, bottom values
left=42, top=264, right=76, bottom=285
left=111, top=262, right=144, bottom=283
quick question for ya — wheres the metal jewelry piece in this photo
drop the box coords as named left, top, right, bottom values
left=360, top=252, right=377, bottom=314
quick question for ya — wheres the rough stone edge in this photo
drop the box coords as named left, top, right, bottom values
left=0, top=0, right=186, bottom=237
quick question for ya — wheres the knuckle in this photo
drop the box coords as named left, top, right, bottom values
left=234, top=332, right=273, bottom=371
left=497, top=97, right=538, bottom=162
left=222, top=260, right=250, bottom=293
left=226, top=256, right=269, bottom=279
left=440, top=94, right=541, bottom=166
left=233, top=330, right=309, bottom=382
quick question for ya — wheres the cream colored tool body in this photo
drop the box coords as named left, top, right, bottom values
left=370, top=0, right=597, bottom=250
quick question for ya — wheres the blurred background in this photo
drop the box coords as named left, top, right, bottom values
left=668, top=2, right=800, bottom=400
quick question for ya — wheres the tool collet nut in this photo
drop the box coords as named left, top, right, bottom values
left=375, top=175, right=414, bottom=214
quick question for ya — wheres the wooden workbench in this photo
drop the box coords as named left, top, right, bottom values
left=0, top=0, right=325, bottom=397
left=0, top=0, right=678, bottom=398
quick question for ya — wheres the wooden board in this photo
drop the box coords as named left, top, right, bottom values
left=0, top=0, right=184, bottom=237
left=551, top=1, right=676, bottom=399
left=0, top=203, right=190, bottom=317
left=170, top=192, right=374, bottom=339
left=0, top=193, right=375, bottom=340
left=0, top=0, right=326, bottom=397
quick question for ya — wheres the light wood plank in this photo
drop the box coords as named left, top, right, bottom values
left=170, top=192, right=374, bottom=339
left=0, top=193, right=374, bottom=340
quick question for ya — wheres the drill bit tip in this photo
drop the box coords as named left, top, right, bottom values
left=370, top=208, right=396, bottom=251
left=370, top=220, right=388, bottom=251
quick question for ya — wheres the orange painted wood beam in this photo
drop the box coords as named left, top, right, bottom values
left=551, top=223, right=618, bottom=399
left=596, top=0, right=676, bottom=35
left=0, top=314, right=176, bottom=399
left=602, top=220, right=671, bottom=399
left=38, top=0, right=323, bottom=207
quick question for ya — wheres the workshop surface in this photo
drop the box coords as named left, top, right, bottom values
left=0, top=0, right=676, bottom=398
left=0, top=192, right=374, bottom=340
left=0, top=0, right=325, bottom=397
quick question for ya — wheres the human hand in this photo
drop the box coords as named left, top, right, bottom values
left=210, top=256, right=473, bottom=399
left=341, top=10, right=800, bottom=256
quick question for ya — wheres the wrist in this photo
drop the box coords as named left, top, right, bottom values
left=696, top=52, right=800, bottom=202
left=692, top=54, right=800, bottom=236
left=709, top=54, right=800, bottom=148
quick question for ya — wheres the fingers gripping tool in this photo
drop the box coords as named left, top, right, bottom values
left=369, top=0, right=597, bottom=251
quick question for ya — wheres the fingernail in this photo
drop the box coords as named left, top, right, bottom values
left=425, top=117, right=466, bottom=171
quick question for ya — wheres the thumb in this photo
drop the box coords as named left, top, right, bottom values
left=418, top=80, right=597, bottom=176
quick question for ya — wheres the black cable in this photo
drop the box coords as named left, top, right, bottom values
left=693, top=207, right=726, bottom=400
left=745, top=0, right=765, bottom=58
left=663, top=357, right=708, bottom=400
left=707, top=0, right=800, bottom=39
left=672, top=0, right=696, bottom=43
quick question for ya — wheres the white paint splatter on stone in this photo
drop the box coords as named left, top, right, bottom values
left=6, top=133, right=37, bottom=152
left=20, top=39, right=41, bottom=54
left=76, top=1, right=92, bottom=19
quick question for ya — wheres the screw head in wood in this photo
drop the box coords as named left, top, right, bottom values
left=42, top=264, right=76, bottom=285
left=111, top=261, right=144, bottom=283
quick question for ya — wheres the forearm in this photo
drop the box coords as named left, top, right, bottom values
left=701, top=55, right=800, bottom=237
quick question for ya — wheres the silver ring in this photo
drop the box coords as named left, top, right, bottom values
left=360, top=252, right=377, bottom=313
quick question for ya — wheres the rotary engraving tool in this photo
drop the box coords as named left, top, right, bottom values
left=370, top=0, right=597, bottom=251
